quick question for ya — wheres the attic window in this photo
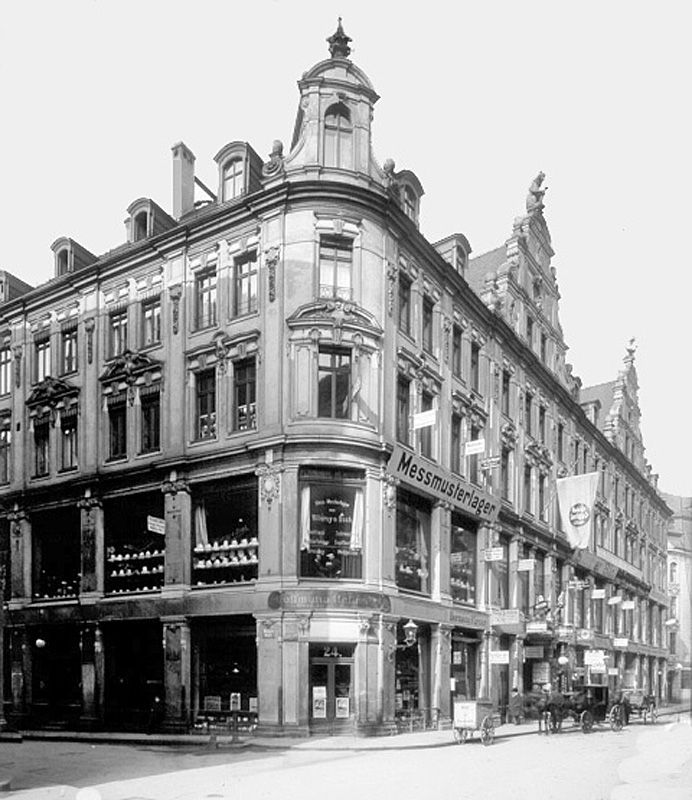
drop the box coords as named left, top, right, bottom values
left=324, top=103, right=353, bottom=169
left=134, top=211, right=149, bottom=242
left=56, top=248, right=70, bottom=276
left=403, top=186, right=417, bottom=221
left=222, top=158, right=245, bottom=201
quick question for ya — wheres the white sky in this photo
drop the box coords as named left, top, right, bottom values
left=1, top=1, right=690, bottom=496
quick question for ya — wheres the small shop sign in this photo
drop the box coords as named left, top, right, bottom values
left=489, top=650, right=510, bottom=665
left=608, top=668, right=619, bottom=676
left=524, top=645, right=544, bottom=659
left=621, top=600, right=635, bottom=610
left=147, top=515, right=166, bottom=535
left=484, top=547, right=504, bottom=562
left=517, top=559, right=535, bottom=572
left=526, top=621, right=548, bottom=634
left=613, top=638, right=629, bottom=648
left=464, top=438, right=485, bottom=456
left=584, top=650, right=606, bottom=666
left=591, top=589, right=606, bottom=600
left=203, top=695, right=222, bottom=711
left=608, top=595, right=622, bottom=605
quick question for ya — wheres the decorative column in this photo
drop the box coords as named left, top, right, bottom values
left=430, top=623, right=452, bottom=724
left=432, top=501, right=451, bottom=602
left=77, top=492, right=103, bottom=597
left=513, top=635, right=525, bottom=693
left=254, top=615, right=283, bottom=734
left=279, top=614, right=310, bottom=735
left=479, top=630, right=491, bottom=698
left=161, top=616, right=191, bottom=732
left=161, top=472, right=192, bottom=592
left=79, top=624, right=103, bottom=728
left=354, top=615, right=382, bottom=733
left=9, top=626, right=30, bottom=722
left=8, top=508, right=30, bottom=602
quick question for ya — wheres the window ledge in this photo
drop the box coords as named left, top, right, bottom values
left=58, top=467, right=79, bottom=475
left=105, top=456, right=128, bottom=465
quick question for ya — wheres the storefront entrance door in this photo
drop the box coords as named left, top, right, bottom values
left=309, top=645, right=354, bottom=733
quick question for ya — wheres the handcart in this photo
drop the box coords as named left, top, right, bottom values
left=623, top=689, right=657, bottom=724
left=452, top=698, right=497, bottom=745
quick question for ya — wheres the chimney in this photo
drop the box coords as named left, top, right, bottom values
left=172, top=142, right=196, bottom=219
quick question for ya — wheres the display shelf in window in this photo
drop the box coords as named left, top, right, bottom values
left=192, top=535, right=259, bottom=586
left=105, top=546, right=165, bottom=593
left=33, top=572, right=80, bottom=601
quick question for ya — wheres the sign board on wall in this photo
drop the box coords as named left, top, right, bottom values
left=524, top=645, right=544, bottom=659
left=147, top=515, right=166, bottom=535
left=584, top=650, right=606, bottom=666
left=517, top=559, right=535, bottom=572
left=412, top=409, right=437, bottom=430
left=464, top=439, right=485, bottom=456
left=489, top=650, right=510, bottom=665
left=526, top=621, right=549, bottom=634
left=484, top=547, right=505, bottom=562
left=608, top=668, right=620, bottom=676
left=614, top=638, right=629, bottom=648
left=621, top=601, right=636, bottom=610
left=388, top=445, right=500, bottom=522
left=591, top=589, right=606, bottom=600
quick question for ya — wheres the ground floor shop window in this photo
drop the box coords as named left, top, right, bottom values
left=451, top=636, right=477, bottom=700
left=32, top=507, right=81, bottom=599
left=31, top=625, right=81, bottom=723
left=450, top=515, right=477, bottom=604
left=193, top=617, right=258, bottom=730
left=192, top=477, right=258, bottom=586
left=105, top=492, right=165, bottom=594
left=299, top=468, right=363, bottom=579
left=395, top=489, right=431, bottom=594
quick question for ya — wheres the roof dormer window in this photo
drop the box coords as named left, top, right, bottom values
left=324, top=102, right=353, bottom=169
left=56, top=248, right=70, bottom=276
left=222, top=158, right=245, bottom=201
left=404, top=186, right=417, bottom=221
left=133, top=211, right=149, bottom=242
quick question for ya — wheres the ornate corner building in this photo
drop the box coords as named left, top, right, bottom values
left=0, top=22, right=673, bottom=735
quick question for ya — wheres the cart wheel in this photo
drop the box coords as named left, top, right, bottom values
left=453, top=727, right=469, bottom=744
left=609, top=704, right=624, bottom=732
left=648, top=704, right=657, bottom=724
left=480, top=715, right=495, bottom=746
left=580, top=710, right=594, bottom=733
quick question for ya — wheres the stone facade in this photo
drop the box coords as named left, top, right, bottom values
left=0, top=23, right=672, bottom=735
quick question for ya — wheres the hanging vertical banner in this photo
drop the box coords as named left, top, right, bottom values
left=556, top=472, right=599, bottom=550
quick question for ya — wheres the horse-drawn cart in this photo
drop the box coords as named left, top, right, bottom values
left=623, top=689, right=657, bottom=724
left=563, top=685, right=626, bottom=733
left=452, top=698, right=497, bottom=745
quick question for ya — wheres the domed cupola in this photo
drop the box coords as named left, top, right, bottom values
left=279, top=20, right=384, bottom=186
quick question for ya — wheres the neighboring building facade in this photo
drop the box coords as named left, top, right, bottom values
left=0, top=23, right=671, bottom=735
left=662, top=494, right=692, bottom=703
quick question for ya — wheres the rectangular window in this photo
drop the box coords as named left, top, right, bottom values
left=451, top=413, right=462, bottom=474
left=108, top=402, right=127, bottom=459
left=318, top=347, right=351, bottom=419
left=488, top=537, right=509, bottom=608
left=0, top=347, right=11, bottom=395
left=299, top=467, right=363, bottom=580
left=141, top=298, right=161, bottom=347
left=60, top=411, right=78, bottom=471
left=468, top=424, right=480, bottom=484
left=518, top=544, right=531, bottom=615
left=419, top=391, right=433, bottom=459
left=501, top=370, right=510, bottom=416
left=108, top=308, right=128, bottom=358
left=450, top=516, right=477, bottom=605
left=60, top=326, right=78, bottom=374
left=422, top=297, right=434, bottom=354
left=233, top=357, right=256, bottom=431
left=524, top=391, right=533, bottom=436
left=452, top=325, right=462, bottom=377
left=319, top=236, right=352, bottom=301
left=534, top=551, right=545, bottom=604
left=470, top=342, right=480, bottom=392
left=573, top=440, right=580, bottom=473
left=501, top=447, right=510, bottom=501
left=35, top=337, right=51, bottom=382
left=398, top=274, right=412, bottom=335
left=0, top=419, right=10, bottom=483
left=583, top=447, right=589, bottom=474
left=538, top=406, right=546, bottom=443
left=524, top=465, right=532, bottom=513
left=196, top=269, right=217, bottom=329
left=33, top=418, right=50, bottom=476
left=526, top=315, right=534, bottom=346
left=557, top=422, right=564, bottom=462
left=140, top=389, right=160, bottom=453
left=540, top=333, right=547, bottom=363
left=196, top=369, right=216, bottom=439
left=396, top=377, right=410, bottom=445
left=395, top=490, right=431, bottom=594
left=233, top=251, right=258, bottom=316
left=538, top=473, right=546, bottom=520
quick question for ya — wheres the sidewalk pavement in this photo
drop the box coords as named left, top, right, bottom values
left=3, top=702, right=689, bottom=752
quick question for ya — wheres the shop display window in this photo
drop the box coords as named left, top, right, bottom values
left=105, top=493, right=165, bottom=594
left=192, top=477, right=258, bottom=586
left=451, top=637, right=477, bottom=700
left=299, top=468, right=363, bottom=580
left=450, top=515, right=476, bottom=604
left=395, top=489, right=431, bottom=594
left=32, top=507, right=81, bottom=600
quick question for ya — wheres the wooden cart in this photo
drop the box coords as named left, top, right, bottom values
left=452, top=698, right=496, bottom=745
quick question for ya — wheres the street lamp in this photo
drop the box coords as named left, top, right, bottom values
left=402, top=619, right=418, bottom=648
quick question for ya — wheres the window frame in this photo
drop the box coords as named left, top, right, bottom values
left=195, top=368, right=217, bottom=441
left=323, top=102, right=353, bottom=169
left=107, top=401, right=127, bottom=461
left=317, top=346, right=351, bottom=419
left=421, top=296, right=434, bottom=354
left=108, top=308, right=128, bottom=359
left=222, top=157, right=245, bottom=201
left=60, top=325, right=78, bottom=375
left=195, top=267, right=218, bottom=331
left=34, top=336, right=51, bottom=383
left=398, top=273, right=412, bottom=336
left=0, top=346, right=11, bottom=395
left=59, top=410, right=79, bottom=471
left=33, top=417, right=50, bottom=476
left=140, top=389, right=161, bottom=454
left=232, top=357, right=257, bottom=432
left=141, top=297, right=162, bottom=348
left=232, top=251, right=259, bottom=317
left=318, top=235, right=353, bottom=302
left=396, top=376, right=410, bottom=445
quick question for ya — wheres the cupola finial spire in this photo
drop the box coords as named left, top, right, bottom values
left=327, top=17, right=352, bottom=59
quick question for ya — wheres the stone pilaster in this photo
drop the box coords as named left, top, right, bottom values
left=77, top=493, right=103, bottom=597
left=79, top=624, right=104, bottom=728
left=161, top=473, right=191, bottom=592
left=161, top=616, right=191, bottom=732
left=430, top=623, right=453, bottom=723
left=8, top=509, right=30, bottom=601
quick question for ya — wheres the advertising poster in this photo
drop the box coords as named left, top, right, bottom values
left=335, top=697, right=350, bottom=718
left=312, top=686, right=327, bottom=719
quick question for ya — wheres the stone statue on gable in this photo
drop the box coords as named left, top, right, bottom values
left=526, top=171, right=547, bottom=213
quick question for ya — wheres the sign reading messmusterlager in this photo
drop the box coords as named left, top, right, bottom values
left=388, top=445, right=500, bottom=523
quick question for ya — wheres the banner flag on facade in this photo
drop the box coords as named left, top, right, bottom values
left=556, top=471, right=599, bottom=550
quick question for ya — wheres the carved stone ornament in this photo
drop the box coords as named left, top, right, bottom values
left=77, top=493, right=102, bottom=512
left=382, top=472, right=399, bottom=512
left=386, top=260, right=398, bottom=316
left=84, top=318, right=95, bottom=364
left=264, top=246, right=280, bottom=303
left=12, top=345, right=22, bottom=388
left=256, top=463, right=283, bottom=508
left=169, top=285, right=183, bottom=335
left=442, top=316, right=452, bottom=363
left=262, top=140, right=285, bottom=178
left=26, top=375, right=80, bottom=414
left=526, top=171, right=547, bottom=214
left=501, top=421, right=518, bottom=450
left=213, top=333, right=229, bottom=374
left=161, top=476, right=190, bottom=496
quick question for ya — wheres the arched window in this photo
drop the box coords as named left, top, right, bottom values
left=324, top=103, right=353, bottom=169
left=56, top=249, right=69, bottom=275
left=134, top=211, right=148, bottom=241
left=223, top=158, right=245, bottom=201
left=670, top=561, right=677, bottom=583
